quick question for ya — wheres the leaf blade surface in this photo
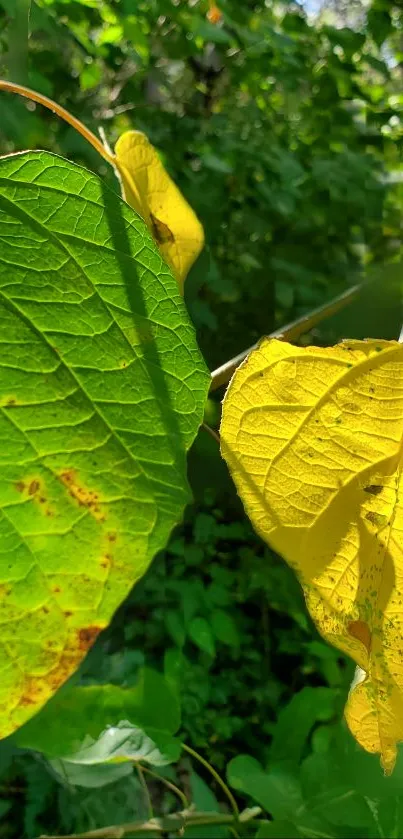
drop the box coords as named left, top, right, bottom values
left=0, top=150, right=209, bottom=737
left=221, top=337, right=403, bottom=771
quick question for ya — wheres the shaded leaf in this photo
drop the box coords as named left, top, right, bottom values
left=210, top=609, right=240, bottom=647
left=255, top=822, right=301, bottom=839
left=0, top=151, right=209, bottom=738
left=48, top=720, right=178, bottom=790
left=227, top=755, right=303, bottom=819
left=114, top=131, right=204, bottom=291
left=15, top=670, right=181, bottom=756
left=269, top=687, right=337, bottom=765
left=221, top=338, right=403, bottom=772
left=188, top=617, right=216, bottom=656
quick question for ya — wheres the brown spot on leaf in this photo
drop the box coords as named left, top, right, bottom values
left=60, top=469, right=105, bottom=522
left=364, top=485, right=383, bottom=496
left=108, top=533, right=117, bottom=543
left=20, top=695, right=36, bottom=707
left=365, top=511, right=388, bottom=527
left=28, top=479, right=40, bottom=496
left=64, top=611, right=73, bottom=617
left=348, top=620, right=371, bottom=653
left=78, top=626, right=101, bottom=651
left=15, top=481, right=25, bottom=493
left=150, top=212, right=175, bottom=244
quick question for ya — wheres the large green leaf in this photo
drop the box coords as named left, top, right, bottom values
left=0, top=151, right=209, bottom=737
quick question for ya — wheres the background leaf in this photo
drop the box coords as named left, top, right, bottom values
left=15, top=669, right=181, bottom=757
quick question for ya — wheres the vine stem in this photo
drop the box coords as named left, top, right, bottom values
left=0, top=79, right=116, bottom=167
left=182, top=742, right=240, bottom=820
left=202, top=421, right=220, bottom=443
left=209, top=281, right=364, bottom=392
left=136, top=764, right=154, bottom=821
left=39, top=807, right=262, bottom=838
left=139, top=764, right=190, bottom=810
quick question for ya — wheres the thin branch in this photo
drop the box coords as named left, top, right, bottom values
left=39, top=807, right=262, bottom=838
left=202, top=421, right=220, bottom=444
left=136, top=764, right=154, bottom=821
left=182, top=742, right=240, bottom=820
left=0, top=80, right=116, bottom=167
left=210, top=281, right=364, bottom=392
left=139, top=764, right=190, bottom=810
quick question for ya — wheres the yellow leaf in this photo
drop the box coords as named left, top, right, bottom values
left=114, top=131, right=204, bottom=291
left=220, top=337, right=403, bottom=773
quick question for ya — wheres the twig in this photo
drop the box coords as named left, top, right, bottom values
left=182, top=743, right=240, bottom=820
left=0, top=80, right=115, bottom=166
left=39, top=807, right=262, bottom=838
left=139, top=764, right=190, bottom=810
left=202, top=421, right=220, bottom=444
left=136, top=764, right=154, bottom=821
left=209, top=281, right=364, bottom=392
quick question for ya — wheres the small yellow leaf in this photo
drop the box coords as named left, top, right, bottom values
left=114, top=131, right=204, bottom=291
left=220, top=338, right=403, bottom=772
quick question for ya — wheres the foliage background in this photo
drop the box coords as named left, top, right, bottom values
left=0, top=0, right=402, bottom=836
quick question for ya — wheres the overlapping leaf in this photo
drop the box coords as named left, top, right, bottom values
left=221, top=338, right=403, bottom=772
left=114, top=131, right=204, bottom=291
left=0, top=151, right=209, bottom=737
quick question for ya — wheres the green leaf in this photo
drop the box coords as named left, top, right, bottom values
left=48, top=719, right=178, bottom=790
left=49, top=758, right=132, bottom=789
left=165, top=610, right=186, bottom=648
left=269, top=688, right=337, bottom=765
left=255, top=822, right=301, bottom=839
left=188, top=617, right=216, bottom=657
left=227, top=756, right=303, bottom=820
left=185, top=769, right=229, bottom=838
left=210, top=609, right=240, bottom=647
left=0, top=150, right=209, bottom=739
left=300, top=752, right=377, bottom=831
left=15, top=669, right=181, bottom=757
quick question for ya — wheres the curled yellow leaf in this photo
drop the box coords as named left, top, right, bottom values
left=114, top=130, right=204, bottom=292
left=220, top=338, right=403, bottom=773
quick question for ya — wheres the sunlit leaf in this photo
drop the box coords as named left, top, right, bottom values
left=221, top=338, right=403, bottom=772
left=114, top=131, right=204, bottom=292
left=0, top=151, right=209, bottom=738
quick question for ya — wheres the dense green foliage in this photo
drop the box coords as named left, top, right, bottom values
left=0, top=0, right=402, bottom=837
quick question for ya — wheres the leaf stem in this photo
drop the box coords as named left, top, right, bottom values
left=202, top=421, right=220, bottom=444
left=209, top=281, right=364, bottom=392
left=136, top=764, right=154, bottom=821
left=182, top=742, right=240, bottom=820
left=39, top=807, right=261, bottom=838
left=139, top=764, right=190, bottom=810
left=0, top=79, right=116, bottom=167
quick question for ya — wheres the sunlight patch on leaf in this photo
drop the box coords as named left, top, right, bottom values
left=221, top=338, right=403, bottom=773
